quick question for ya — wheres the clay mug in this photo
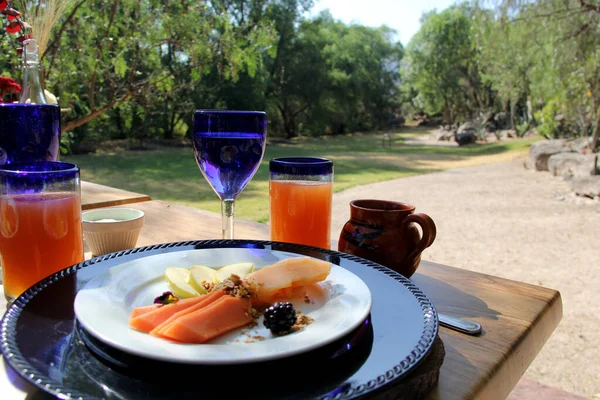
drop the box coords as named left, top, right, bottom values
left=338, top=199, right=436, bottom=278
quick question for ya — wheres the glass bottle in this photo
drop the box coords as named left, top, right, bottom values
left=19, top=38, right=48, bottom=104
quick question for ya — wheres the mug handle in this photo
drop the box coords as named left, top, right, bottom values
left=401, top=213, right=437, bottom=266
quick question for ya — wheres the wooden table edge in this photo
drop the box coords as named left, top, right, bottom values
left=476, top=289, right=563, bottom=399
left=81, top=195, right=152, bottom=211
left=416, top=261, right=564, bottom=400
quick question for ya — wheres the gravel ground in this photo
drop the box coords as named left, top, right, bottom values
left=331, top=157, right=599, bottom=399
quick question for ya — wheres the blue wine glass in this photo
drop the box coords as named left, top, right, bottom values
left=193, top=110, right=267, bottom=239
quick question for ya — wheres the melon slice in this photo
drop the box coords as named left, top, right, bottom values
left=129, top=304, right=161, bottom=319
left=150, top=289, right=226, bottom=337
left=157, top=296, right=253, bottom=344
left=270, top=282, right=329, bottom=305
left=129, top=295, right=210, bottom=333
left=246, top=257, right=331, bottom=305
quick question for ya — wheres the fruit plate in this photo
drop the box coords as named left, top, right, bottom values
left=0, top=240, right=438, bottom=400
left=73, top=247, right=373, bottom=364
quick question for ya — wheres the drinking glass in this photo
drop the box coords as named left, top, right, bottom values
left=193, top=110, right=267, bottom=239
left=0, top=161, right=84, bottom=302
left=0, top=103, right=61, bottom=165
left=269, top=157, right=334, bottom=249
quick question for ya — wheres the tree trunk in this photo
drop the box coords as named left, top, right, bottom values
left=164, top=99, right=174, bottom=140
left=61, top=91, right=133, bottom=133
left=443, top=96, right=451, bottom=124
left=114, top=106, right=125, bottom=139
left=591, top=104, right=600, bottom=152
left=510, top=100, right=516, bottom=130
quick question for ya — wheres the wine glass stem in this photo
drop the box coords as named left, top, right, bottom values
left=221, top=199, right=235, bottom=239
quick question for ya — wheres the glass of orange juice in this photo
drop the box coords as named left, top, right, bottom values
left=0, top=161, right=84, bottom=303
left=269, top=157, right=333, bottom=249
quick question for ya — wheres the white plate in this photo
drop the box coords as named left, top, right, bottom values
left=73, top=248, right=373, bottom=365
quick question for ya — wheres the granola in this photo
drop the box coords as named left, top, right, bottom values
left=207, top=274, right=258, bottom=299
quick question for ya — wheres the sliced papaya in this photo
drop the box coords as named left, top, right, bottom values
left=158, top=296, right=252, bottom=344
left=129, top=295, right=209, bottom=333
left=129, top=304, right=161, bottom=319
left=150, top=289, right=226, bottom=337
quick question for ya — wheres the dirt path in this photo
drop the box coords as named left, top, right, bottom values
left=331, top=157, right=599, bottom=398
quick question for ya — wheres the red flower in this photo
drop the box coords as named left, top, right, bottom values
left=6, top=20, right=22, bottom=33
left=0, top=76, right=22, bottom=103
left=2, top=1, right=29, bottom=54
left=7, top=11, right=20, bottom=21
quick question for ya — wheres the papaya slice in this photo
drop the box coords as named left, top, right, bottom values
left=157, top=296, right=253, bottom=344
left=129, top=294, right=213, bottom=333
left=129, top=304, right=161, bottom=319
left=149, top=289, right=226, bottom=337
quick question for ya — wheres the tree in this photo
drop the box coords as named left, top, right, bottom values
left=2, top=0, right=406, bottom=145
left=42, top=0, right=275, bottom=140
left=401, top=5, right=488, bottom=124
left=264, top=11, right=403, bottom=138
left=475, top=0, right=600, bottom=147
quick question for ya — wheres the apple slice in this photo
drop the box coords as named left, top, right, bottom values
left=164, top=267, right=200, bottom=298
left=214, top=262, right=254, bottom=283
left=187, top=265, right=215, bottom=293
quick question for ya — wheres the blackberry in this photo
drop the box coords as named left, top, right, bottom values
left=263, top=302, right=297, bottom=334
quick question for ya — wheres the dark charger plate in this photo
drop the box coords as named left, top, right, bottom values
left=0, top=240, right=438, bottom=399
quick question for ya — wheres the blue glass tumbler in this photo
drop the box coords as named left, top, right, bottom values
left=193, top=110, right=267, bottom=239
left=269, top=157, right=334, bottom=249
left=0, top=161, right=84, bottom=302
left=0, top=103, right=61, bottom=166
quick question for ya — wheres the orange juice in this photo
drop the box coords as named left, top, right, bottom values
left=269, top=180, right=332, bottom=249
left=0, top=192, right=84, bottom=300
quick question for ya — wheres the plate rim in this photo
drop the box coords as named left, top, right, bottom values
left=0, top=239, right=439, bottom=400
left=73, top=249, right=374, bottom=364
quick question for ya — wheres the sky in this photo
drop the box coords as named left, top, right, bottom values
left=308, top=0, right=458, bottom=46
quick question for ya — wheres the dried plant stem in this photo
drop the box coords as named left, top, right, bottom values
left=17, top=0, right=75, bottom=56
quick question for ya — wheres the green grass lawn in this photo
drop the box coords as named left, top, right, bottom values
left=64, top=128, right=539, bottom=223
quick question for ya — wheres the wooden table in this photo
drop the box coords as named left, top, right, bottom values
left=81, top=181, right=152, bottom=210
left=0, top=200, right=563, bottom=400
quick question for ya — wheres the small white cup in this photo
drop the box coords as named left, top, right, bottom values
left=82, top=208, right=145, bottom=256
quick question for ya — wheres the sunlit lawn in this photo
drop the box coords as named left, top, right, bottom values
left=65, top=127, right=539, bottom=224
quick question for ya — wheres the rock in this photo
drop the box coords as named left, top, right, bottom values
left=494, top=112, right=508, bottom=128
left=497, top=130, right=510, bottom=140
left=456, top=132, right=476, bottom=146
left=485, top=133, right=499, bottom=143
left=547, top=152, right=587, bottom=177
left=570, top=154, right=600, bottom=178
left=529, top=139, right=571, bottom=171
left=430, top=130, right=444, bottom=141
left=565, top=137, right=593, bottom=153
left=524, top=158, right=535, bottom=170
left=569, top=176, right=600, bottom=199
left=457, top=121, right=477, bottom=134
left=430, top=130, right=454, bottom=141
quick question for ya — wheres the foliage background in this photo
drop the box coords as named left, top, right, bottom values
left=1, top=0, right=598, bottom=151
